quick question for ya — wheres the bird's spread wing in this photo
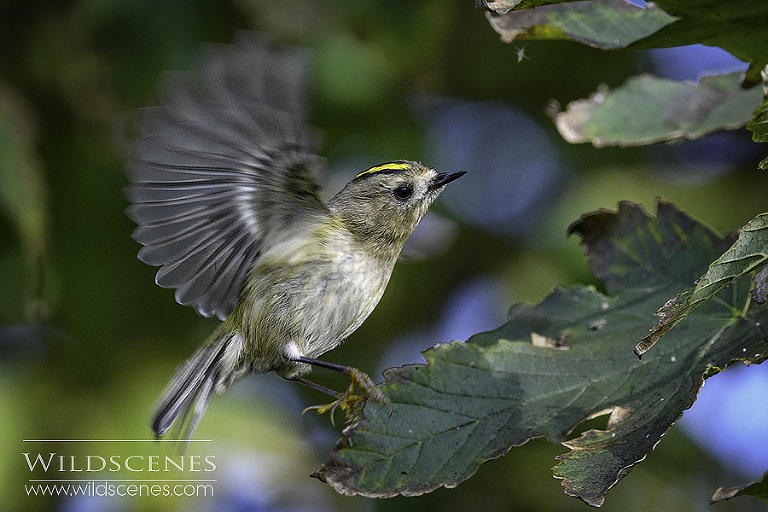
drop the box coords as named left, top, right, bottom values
left=126, top=32, right=328, bottom=320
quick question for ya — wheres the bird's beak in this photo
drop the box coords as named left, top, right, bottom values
left=428, top=171, right=466, bottom=191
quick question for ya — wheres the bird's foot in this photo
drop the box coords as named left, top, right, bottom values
left=302, top=367, right=390, bottom=426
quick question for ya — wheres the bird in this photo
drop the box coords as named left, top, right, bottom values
left=125, top=32, right=465, bottom=440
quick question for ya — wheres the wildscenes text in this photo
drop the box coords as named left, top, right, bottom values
left=26, top=481, right=214, bottom=498
left=24, top=453, right=216, bottom=473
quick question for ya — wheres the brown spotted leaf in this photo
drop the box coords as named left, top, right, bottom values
left=315, top=201, right=768, bottom=506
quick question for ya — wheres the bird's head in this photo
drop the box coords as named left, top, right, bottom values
left=329, top=161, right=465, bottom=261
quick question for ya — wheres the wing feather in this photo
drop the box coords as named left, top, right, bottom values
left=127, top=32, right=328, bottom=320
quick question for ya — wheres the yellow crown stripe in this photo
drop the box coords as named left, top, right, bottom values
left=354, top=161, right=410, bottom=179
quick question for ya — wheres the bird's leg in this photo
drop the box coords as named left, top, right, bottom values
left=285, top=376, right=340, bottom=397
left=292, top=356, right=390, bottom=425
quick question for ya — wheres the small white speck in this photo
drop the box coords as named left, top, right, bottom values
left=408, top=429, right=413, bottom=434
left=756, top=354, right=761, bottom=358
left=756, top=322, right=762, bottom=327
left=743, top=348, right=747, bottom=352
left=284, top=341, right=304, bottom=360
left=670, top=356, right=676, bottom=362
left=611, top=433, right=616, bottom=438
left=645, top=434, right=650, bottom=439
left=660, top=398, right=664, bottom=402
left=515, top=46, right=529, bottom=63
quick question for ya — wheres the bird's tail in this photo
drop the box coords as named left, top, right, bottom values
left=151, top=326, right=243, bottom=440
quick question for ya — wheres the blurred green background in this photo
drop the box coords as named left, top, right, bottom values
left=2, top=0, right=768, bottom=511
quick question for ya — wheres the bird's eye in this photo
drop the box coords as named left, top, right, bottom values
left=393, top=184, right=413, bottom=201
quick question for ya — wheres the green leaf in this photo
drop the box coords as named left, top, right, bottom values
left=480, top=0, right=768, bottom=83
left=751, top=96, right=768, bottom=143
left=747, top=95, right=768, bottom=168
left=482, top=0, right=676, bottom=49
left=631, top=0, right=768, bottom=85
left=315, top=201, right=768, bottom=506
left=711, top=470, right=768, bottom=503
left=480, top=0, right=768, bottom=151
left=636, top=213, right=768, bottom=357
left=551, top=72, right=764, bottom=147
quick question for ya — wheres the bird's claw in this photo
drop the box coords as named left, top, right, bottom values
left=302, top=367, right=390, bottom=426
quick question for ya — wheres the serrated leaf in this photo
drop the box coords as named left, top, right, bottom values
left=552, top=72, right=763, bottom=147
left=482, top=0, right=676, bottom=49
left=315, top=201, right=768, bottom=506
left=712, top=470, right=768, bottom=503
left=636, top=213, right=768, bottom=357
